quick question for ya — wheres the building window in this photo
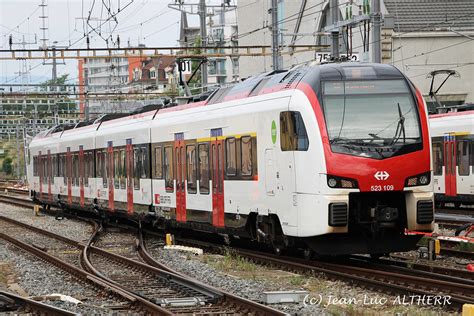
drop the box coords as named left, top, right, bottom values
left=280, top=111, right=309, bottom=151
left=150, top=69, right=156, bottom=79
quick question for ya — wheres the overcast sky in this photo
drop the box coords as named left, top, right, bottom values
left=0, top=0, right=200, bottom=84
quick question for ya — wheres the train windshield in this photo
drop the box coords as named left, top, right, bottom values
left=322, top=80, right=422, bottom=159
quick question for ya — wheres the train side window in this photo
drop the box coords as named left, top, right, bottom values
left=280, top=111, right=309, bottom=151
left=141, top=146, right=148, bottom=179
left=164, top=146, right=174, bottom=192
left=198, top=144, right=210, bottom=194
left=241, top=136, right=253, bottom=176
left=225, top=137, right=237, bottom=176
left=186, top=145, right=197, bottom=194
left=120, top=149, right=126, bottom=189
left=71, top=154, right=76, bottom=186
left=97, top=151, right=102, bottom=178
left=103, top=150, right=108, bottom=188
left=153, top=146, right=163, bottom=179
left=432, top=142, right=443, bottom=176
left=84, top=152, right=89, bottom=187
left=470, top=141, right=474, bottom=169
left=134, top=147, right=141, bottom=190
left=75, top=154, right=80, bottom=186
left=33, top=156, right=37, bottom=176
left=114, top=150, right=120, bottom=189
left=457, top=141, right=470, bottom=176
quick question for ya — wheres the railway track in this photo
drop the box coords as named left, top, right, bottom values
left=0, top=290, right=77, bottom=315
left=0, top=211, right=283, bottom=315
left=169, top=235, right=474, bottom=310
left=0, top=195, right=472, bottom=311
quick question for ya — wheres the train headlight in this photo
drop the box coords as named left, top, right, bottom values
left=327, top=175, right=358, bottom=189
left=419, top=175, right=429, bottom=185
left=405, top=172, right=430, bottom=187
left=328, top=178, right=338, bottom=188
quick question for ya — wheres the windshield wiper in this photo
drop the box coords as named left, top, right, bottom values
left=390, top=103, right=406, bottom=145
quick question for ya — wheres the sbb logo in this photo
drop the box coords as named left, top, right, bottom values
left=374, top=171, right=390, bottom=181
left=155, top=194, right=160, bottom=204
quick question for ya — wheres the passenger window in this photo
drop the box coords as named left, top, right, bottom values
left=114, top=150, right=120, bottom=189
left=84, top=153, right=88, bottom=187
left=121, top=149, right=126, bottom=189
left=457, top=141, right=470, bottom=176
left=198, top=144, right=210, bottom=194
left=280, top=111, right=309, bottom=151
left=241, top=136, right=253, bottom=176
left=97, top=151, right=102, bottom=178
left=134, top=147, right=141, bottom=190
left=103, top=150, right=108, bottom=188
left=432, top=142, right=443, bottom=176
left=164, top=146, right=174, bottom=192
left=141, top=147, right=148, bottom=179
left=187, top=145, right=197, bottom=193
left=225, top=138, right=237, bottom=176
left=470, top=142, right=474, bottom=169
left=154, top=146, right=163, bottom=179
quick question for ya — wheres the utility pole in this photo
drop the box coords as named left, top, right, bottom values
left=371, top=0, right=382, bottom=63
left=330, top=0, right=339, bottom=58
left=270, top=0, right=280, bottom=70
left=198, top=0, right=208, bottom=90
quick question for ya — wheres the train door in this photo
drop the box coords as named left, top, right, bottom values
left=174, top=133, right=186, bottom=222
left=107, top=141, right=115, bottom=211
left=211, top=129, right=224, bottom=227
left=79, top=145, right=85, bottom=207
left=126, top=139, right=133, bottom=215
left=67, top=147, right=72, bottom=205
left=443, top=135, right=457, bottom=196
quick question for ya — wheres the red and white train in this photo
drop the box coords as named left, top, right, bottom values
left=430, top=109, right=474, bottom=207
left=27, top=62, right=434, bottom=256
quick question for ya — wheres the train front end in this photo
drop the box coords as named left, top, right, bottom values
left=300, top=63, right=434, bottom=255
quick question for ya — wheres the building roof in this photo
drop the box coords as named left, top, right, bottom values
left=384, top=0, right=474, bottom=33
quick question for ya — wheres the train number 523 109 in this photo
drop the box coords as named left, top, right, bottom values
left=371, top=185, right=394, bottom=191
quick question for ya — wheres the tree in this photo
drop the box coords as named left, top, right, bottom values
left=2, top=157, right=13, bottom=175
left=40, top=74, right=69, bottom=87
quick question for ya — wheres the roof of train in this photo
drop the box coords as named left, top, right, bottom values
left=31, top=62, right=404, bottom=143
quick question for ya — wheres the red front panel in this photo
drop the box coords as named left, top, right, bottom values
left=298, top=83, right=431, bottom=191
left=108, top=144, right=114, bottom=211
left=174, top=140, right=186, bottom=222
left=444, top=138, right=457, bottom=196
left=79, top=146, right=85, bottom=207
left=126, top=142, right=133, bottom=215
left=211, top=139, right=225, bottom=227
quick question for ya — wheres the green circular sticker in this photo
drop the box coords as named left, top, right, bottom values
left=271, top=120, right=277, bottom=144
